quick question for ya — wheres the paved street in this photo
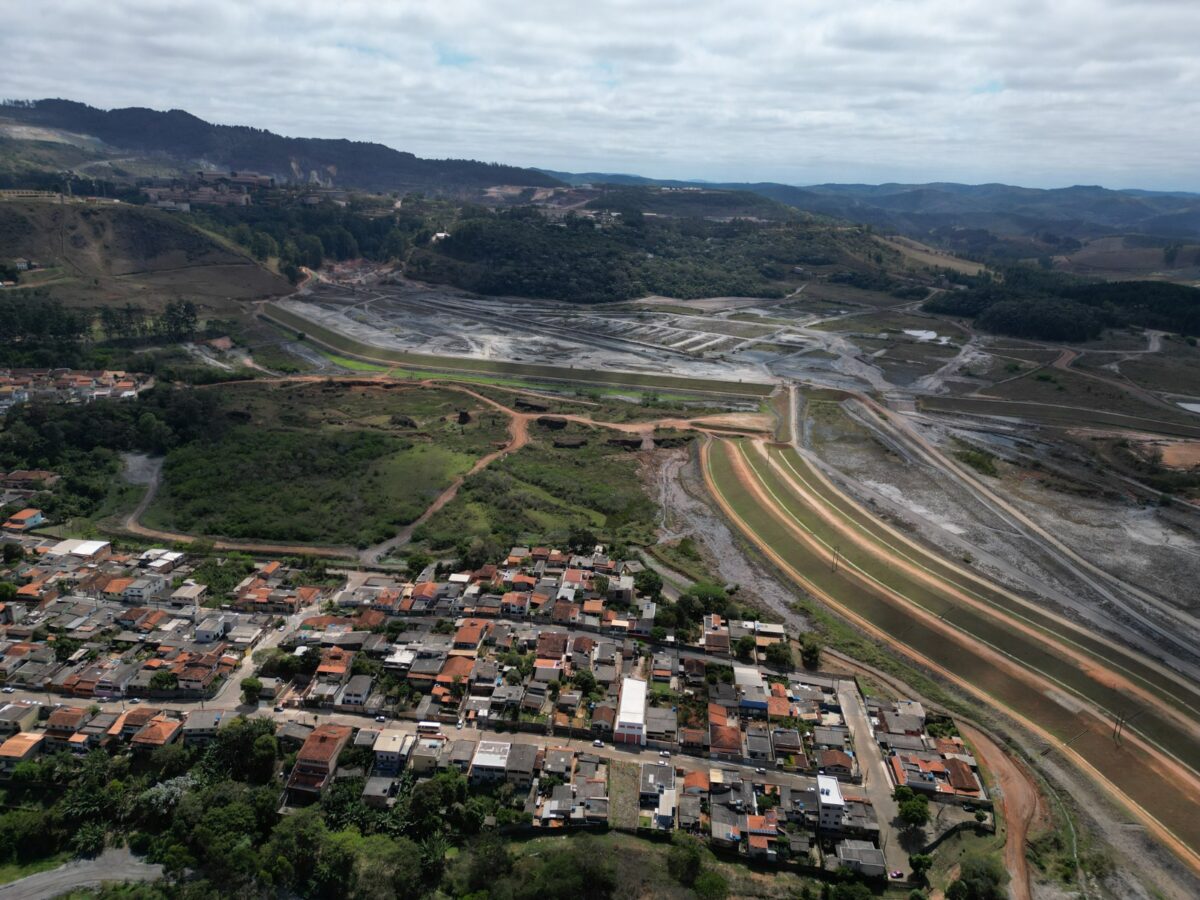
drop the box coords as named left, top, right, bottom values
left=838, top=683, right=906, bottom=877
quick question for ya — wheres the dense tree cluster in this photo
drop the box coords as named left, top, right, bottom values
left=407, top=207, right=863, bottom=304
left=925, top=265, right=1200, bottom=341
left=0, top=290, right=92, bottom=367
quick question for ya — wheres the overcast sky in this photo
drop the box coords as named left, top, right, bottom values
left=6, top=0, right=1200, bottom=190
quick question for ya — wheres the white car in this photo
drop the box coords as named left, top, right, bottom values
left=659, top=750, right=671, bottom=758
left=592, top=739, right=604, bottom=748
left=1, top=687, right=14, bottom=694
left=375, top=715, right=387, bottom=723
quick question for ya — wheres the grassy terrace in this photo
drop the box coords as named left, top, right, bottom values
left=262, top=302, right=774, bottom=399
left=768, top=445, right=1200, bottom=721
left=704, top=438, right=1200, bottom=857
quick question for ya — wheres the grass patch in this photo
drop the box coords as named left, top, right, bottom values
left=0, top=851, right=72, bottom=886
left=953, top=447, right=999, bottom=477
left=143, top=382, right=507, bottom=548
left=415, top=429, right=656, bottom=553
left=315, top=350, right=390, bottom=372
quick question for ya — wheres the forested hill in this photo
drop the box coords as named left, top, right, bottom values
left=546, top=170, right=1200, bottom=239
left=924, top=268, right=1200, bottom=341
left=0, top=99, right=562, bottom=192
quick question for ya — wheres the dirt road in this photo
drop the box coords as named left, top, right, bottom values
left=117, top=375, right=771, bottom=562
left=958, top=724, right=1049, bottom=900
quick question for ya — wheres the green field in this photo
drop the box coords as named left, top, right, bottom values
left=143, top=382, right=508, bottom=548
left=262, top=303, right=775, bottom=398
left=705, top=438, right=1200, bottom=857
left=414, top=424, right=657, bottom=555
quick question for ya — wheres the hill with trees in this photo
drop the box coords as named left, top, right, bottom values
left=1, top=99, right=561, bottom=193
left=924, top=267, right=1200, bottom=340
left=407, top=206, right=883, bottom=303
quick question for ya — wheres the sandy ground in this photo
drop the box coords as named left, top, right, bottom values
left=1157, top=441, right=1200, bottom=469
left=649, top=448, right=807, bottom=627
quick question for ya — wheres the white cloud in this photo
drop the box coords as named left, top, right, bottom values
left=3, top=0, right=1199, bottom=189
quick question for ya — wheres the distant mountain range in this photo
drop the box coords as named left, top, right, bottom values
left=543, top=171, right=1200, bottom=239
left=0, top=99, right=561, bottom=192
left=4, top=99, right=1199, bottom=239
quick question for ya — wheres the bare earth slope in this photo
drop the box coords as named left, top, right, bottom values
left=0, top=200, right=289, bottom=308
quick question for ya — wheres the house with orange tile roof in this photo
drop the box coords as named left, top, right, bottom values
left=0, top=732, right=43, bottom=776
left=287, top=723, right=353, bottom=804
left=500, top=592, right=529, bottom=616
left=3, top=508, right=44, bottom=532
left=131, top=715, right=183, bottom=751
left=453, top=619, right=489, bottom=650
left=709, top=723, right=742, bottom=761
left=44, top=706, right=93, bottom=750
left=437, top=655, right=475, bottom=689
left=316, top=647, right=353, bottom=684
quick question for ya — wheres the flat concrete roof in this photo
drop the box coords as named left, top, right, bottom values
left=617, top=677, right=647, bottom=726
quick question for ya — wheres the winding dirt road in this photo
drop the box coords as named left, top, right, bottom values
left=116, top=375, right=771, bottom=562
left=958, top=723, right=1048, bottom=900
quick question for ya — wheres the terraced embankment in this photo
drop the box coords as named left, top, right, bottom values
left=703, top=437, right=1200, bottom=870
left=766, top=444, right=1200, bottom=722
left=261, top=302, right=775, bottom=399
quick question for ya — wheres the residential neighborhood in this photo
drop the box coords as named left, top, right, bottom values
left=0, top=532, right=992, bottom=883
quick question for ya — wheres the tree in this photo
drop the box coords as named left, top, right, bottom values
left=240, top=676, right=262, bottom=705
left=571, top=669, right=597, bottom=697
left=800, top=633, right=822, bottom=670
left=734, top=634, right=757, bottom=661
left=910, top=853, right=933, bottom=883
left=899, top=795, right=931, bottom=832
left=693, top=869, right=729, bottom=900
left=354, top=834, right=424, bottom=900
left=248, top=733, right=278, bottom=784
left=765, top=640, right=793, bottom=669
left=667, top=835, right=703, bottom=886
left=405, top=551, right=432, bottom=581
left=70, top=821, right=105, bottom=858
left=946, top=853, right=1007, bottom=900
left=633, top=568, right=663, bottom=600
left=466, top=833, right=512, bottom=893
left=149, top=670, right=178, bottom=691
left=0, top=583, right=15, bottom=604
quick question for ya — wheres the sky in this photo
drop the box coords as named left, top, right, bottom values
left=5, top=0, right=1200, bottom=190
